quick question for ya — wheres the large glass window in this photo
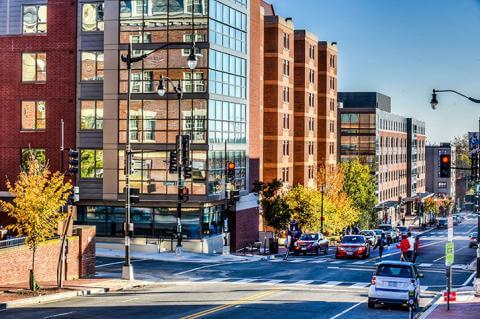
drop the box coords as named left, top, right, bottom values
left=209, top=0, right=247, bottom=53
left=208, top=50, right=246, bottom=98
left=81, top=51, right=104, bottom=81
left=21, top=101, right=46, bottom=130
left=22, top=53, right=46, bottom=82
left=82, top=3, right=104, bottom=32
left=80, top=149, right=104, bottom=178
left=21, top=148, right=46, bottom=171
left=80, top=101, right=104, bottom=130
left=208, top=100, right=246, bottom=144
left=23, top=5, right=47, bottom=34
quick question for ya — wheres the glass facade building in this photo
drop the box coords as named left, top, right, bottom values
left=76, top=0, right=252, bottom=240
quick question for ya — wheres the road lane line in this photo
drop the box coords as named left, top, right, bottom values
left=327, top=266, right=375, bottom=272
left=329, top=298, right=367, bottom=319
left=175, top=263, right=228, bottom=275
left=180, top=290, right=277, bottom=319
left=351, top=282, right=369, bottom=288
left=96, top=259, right=146, bottom=268
left=419, top=263, right=433, bottom=267
left=462, top=271, right=477, bottom=286
left=264, top=279, right=283, bottom=284
left=296, top=280, right=314, bottom=285
left=320, top=281, right=341, bottom=287
left=43, top=312, right=74, bottom=319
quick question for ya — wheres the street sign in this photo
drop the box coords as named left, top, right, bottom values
left=445, top=241, right=454, bottom=266
left=443, top=291, right=456, bottom=302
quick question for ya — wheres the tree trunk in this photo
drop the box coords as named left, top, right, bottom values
left=30, top=246, right=39, bottom=291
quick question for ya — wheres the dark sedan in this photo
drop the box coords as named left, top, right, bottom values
left=469, top=232, right=478, bottom=248
left=293, top=233, right=329, bottom=255
left=336, top=235, right=370, bottom=259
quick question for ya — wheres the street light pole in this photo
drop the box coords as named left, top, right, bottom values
left=429, top=89, right=480, bottom=296
left=320, top=184, right=325, bottom=234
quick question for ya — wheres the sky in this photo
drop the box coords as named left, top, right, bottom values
left=268, top=0, right=480, bottom=144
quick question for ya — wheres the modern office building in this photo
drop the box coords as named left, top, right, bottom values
left=0, top=0, right=77, bottom=200
left=338, top=92, right=426, bottom=224
left=426, top=144, right=456, bottom=198
left=74, top=0, right=259, bottom=252
left=293, top=30, right=318, bottom=187
left=317, top=41, right=338, bottom=174
left=261, top=10, right=295, bottom=185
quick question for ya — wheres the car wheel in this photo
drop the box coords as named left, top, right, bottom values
left=368, top=299, right=375, bottom=309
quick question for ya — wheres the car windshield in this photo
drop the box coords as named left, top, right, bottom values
left=397, top=227, right=407, bottom=232
left=374, top=230, right=383, bottom=235
left=300, top=234, right=319, bottom=241
left=342, top=236, right=365, bottom=244
left=438, top=219, right=447, bottom=224
left=361, top=231, right=373, bottom=236
left=376, top=265, right=413, bottom=278
left=379, top=225, right=393, bottom=231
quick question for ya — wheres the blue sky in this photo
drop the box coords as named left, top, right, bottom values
left=268, top=0, right=480, bottom=144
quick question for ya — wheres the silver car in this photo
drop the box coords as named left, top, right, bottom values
left=368, top=261, right=423, bottom=310
left=361, top=230, right=377, bottom=246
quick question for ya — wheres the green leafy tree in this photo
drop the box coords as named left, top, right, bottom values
left=257, top=179, right=292, bottom=236
left=0, top=155, right=72, bottom=291
left=340, top=158, right=378, bottom=229
left=285, top=184, right=321, bottom=232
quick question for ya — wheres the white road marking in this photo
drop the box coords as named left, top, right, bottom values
left=320, top=281, right=341, bottom=287
left=121, top=298, right=139, bottom=303
left=419, top=263, right=433, bottom=267
left=207, top=278, right=230, bottom=282
left=233, top=279, right=255, bottom=284
left=311, top=259, right=328, bottom=263
left=462, top=271, right=477, bottom=286
left=264, top=279, right=284, bottom=284
left=328, top=266, right=375, bottom=272
left=96, top=259, right=145, bottom=268
left=433, top=247, right=466, bottom=262
left=420, top=286, right=429, bottom=291
left=290, top=259, right=305, bottom=263
left=175, top=263, right=227, bottom=275
left=329, top=298, right=367, bottom=319
left=352, top=261, right=368, bottom=265
left=330, top=260, right=345, bottom=264
left=350, top=282, right=370, bottom=288
left=296, top=280, right=314, bottom=285
left=43, top=312, right=74, bottom=319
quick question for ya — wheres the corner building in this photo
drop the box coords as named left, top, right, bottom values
left=0, top=0, right=76, bottom=198
left=75, top=0, right=259, bottom=251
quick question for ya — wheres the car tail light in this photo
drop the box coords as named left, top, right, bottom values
left=358, top=246, right=365, bottom=252
left=338, top=247, right=345, bottom=251
left=371, top=275, right=376, bottom=285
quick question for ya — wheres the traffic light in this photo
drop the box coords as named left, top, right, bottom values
left=130, top=187, right=140, bottom=204
left=183, top=166, right=192, bottom=179
left=179, top=186, right=189, bottom=201
left=227, top=161, right=235, bottom=182
left=439, top=154, right=451, bottom=178
left=181, top=135, right=190, bottom=166
left=169, top=150, right=178, bottom=174
left=68, top=149, right=79, bottom=174
left=472, top=153, right=479, bottom=182
left=124, top=154, right=136, bottom=175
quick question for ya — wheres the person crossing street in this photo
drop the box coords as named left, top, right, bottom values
left=374, top=233, right=387, bottom=259
left=407, top=231, right=415, bottom=262
left=397, top=234, right=411, bottom=261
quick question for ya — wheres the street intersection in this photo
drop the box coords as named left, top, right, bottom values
left=4, top=214, right=477, bottom=319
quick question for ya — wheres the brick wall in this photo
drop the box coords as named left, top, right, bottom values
left=0, top=0, right=77, bottom=191
left=231, top=207, right=259, bottom=251
left=0, top=226, right=96, bottom=285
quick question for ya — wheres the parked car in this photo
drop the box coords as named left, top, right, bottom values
left=360, top=230, right=377, bottom=246
left=437, top=218, right=448, bottom=229
left=378, top=224, right=398, bottom=243
left=469, top=232, right=478, bottom=248
left=336, top=235, right=370, bottom=259
left=293, top=232, right=329, bottom=255
left=368, top=261, right=423, bottom=310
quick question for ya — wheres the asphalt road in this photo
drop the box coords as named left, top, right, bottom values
left=4, top=213, right=477, bottom=319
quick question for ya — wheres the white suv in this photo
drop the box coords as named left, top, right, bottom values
left=368, top=261, right=423, bottom=310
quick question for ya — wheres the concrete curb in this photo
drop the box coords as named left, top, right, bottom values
left=0, top=281, right=151, bottom=311
left=415, top=293, right=442, bottom=319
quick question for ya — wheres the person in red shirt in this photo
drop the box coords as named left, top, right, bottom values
left=396, top=234, right=410, bottom=261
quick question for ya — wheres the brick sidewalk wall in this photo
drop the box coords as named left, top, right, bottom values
left=0, top=226, right=96, bottom=285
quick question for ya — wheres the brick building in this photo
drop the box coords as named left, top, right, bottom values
left=317, top=42, right=338, bottom=173
left=293, top=30, right=318, bottom=187
left=0, top=0, right=77, bottom=196
left=261, top=12, right=295, bottom=186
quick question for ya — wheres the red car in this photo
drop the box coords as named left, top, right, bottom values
left=293, top=233, right=329, bottom=255
left=336, top=235, right=371, bottom=259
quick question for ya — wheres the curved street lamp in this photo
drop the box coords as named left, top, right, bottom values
left=429, top=88, right=480, bottom=296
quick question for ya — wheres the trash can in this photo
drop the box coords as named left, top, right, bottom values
left=269, top=239, right=279, bottom=254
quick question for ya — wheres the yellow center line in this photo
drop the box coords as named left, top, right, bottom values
left=180, top=290, right=277, bottom=319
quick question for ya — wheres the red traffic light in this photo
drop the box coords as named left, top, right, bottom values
left=227, top=162, right=235, bottom=170
left=441, top=155, right=450, bottom=164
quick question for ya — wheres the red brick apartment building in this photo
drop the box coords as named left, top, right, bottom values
left=293, top=30, right=318, bottom=187
left=0, top=0, right=76, bottom=195
left=262, top=11, right=295, bottom=186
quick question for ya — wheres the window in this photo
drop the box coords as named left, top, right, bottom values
left=308, top=142, right=314, bottom=155
left=329, top=120, right=335, bottom=133
left=283, top=33, right=290, bottom=50
left=183, top=72, right=205, bottom=93
left=283, top=60, right=290, bottom=76
left=21, top=101, right=46, bottom=130
left=308, top=117, right=315, bottom=131
left=309, top=45, right=315, bottom=60
left=308, top=93, right=315, bottom=107
left=329, top=76, right=335, bottom=90
left=283, top=141, right=290, bottom=156
left=308, top=166, right=314, bottom=179
left=80, top=149, right=104, bottom=178
left=330, top=55, right=336, bottom=68
left=81, top=51, right=104, bottom=81
left=82, top=3, right=104, bottom=32
left=283, top=87, right=290, bottom=103
left=23, top=5, right=47, bottom=34
left=80, top=101, right=104, bottom=130
left=330, top=98, right=335, bottom=111
left=329, top=142, right=335, bottom=155
left=182, top=33, right=205, bottom=55
left=283, top=114, right=289, bottom=129
left=282, top=168, right=290, bottom=182
left=309, top=69, right=315, bottom=84
left=22, top=53, right=46, bottom=82
left=21, top=148, right=46, bottom=171
left=438, top=182, right=447, bottom=189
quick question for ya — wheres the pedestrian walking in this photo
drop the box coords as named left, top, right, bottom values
left=374, top=233, right=386, bottom=259
left=407, top=231, right=415, bottom=262
left=397, top=234, right=411, bottom=262
left=412, top=236, right=420, bottom=263
left=284, top=230, right=292, bottom=260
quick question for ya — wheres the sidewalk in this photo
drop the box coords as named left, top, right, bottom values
left=0, top=278, right=152, bottom=310
left=419, top=290, right=480, bottom=319
left=97, top=243, right=266, bottom=264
